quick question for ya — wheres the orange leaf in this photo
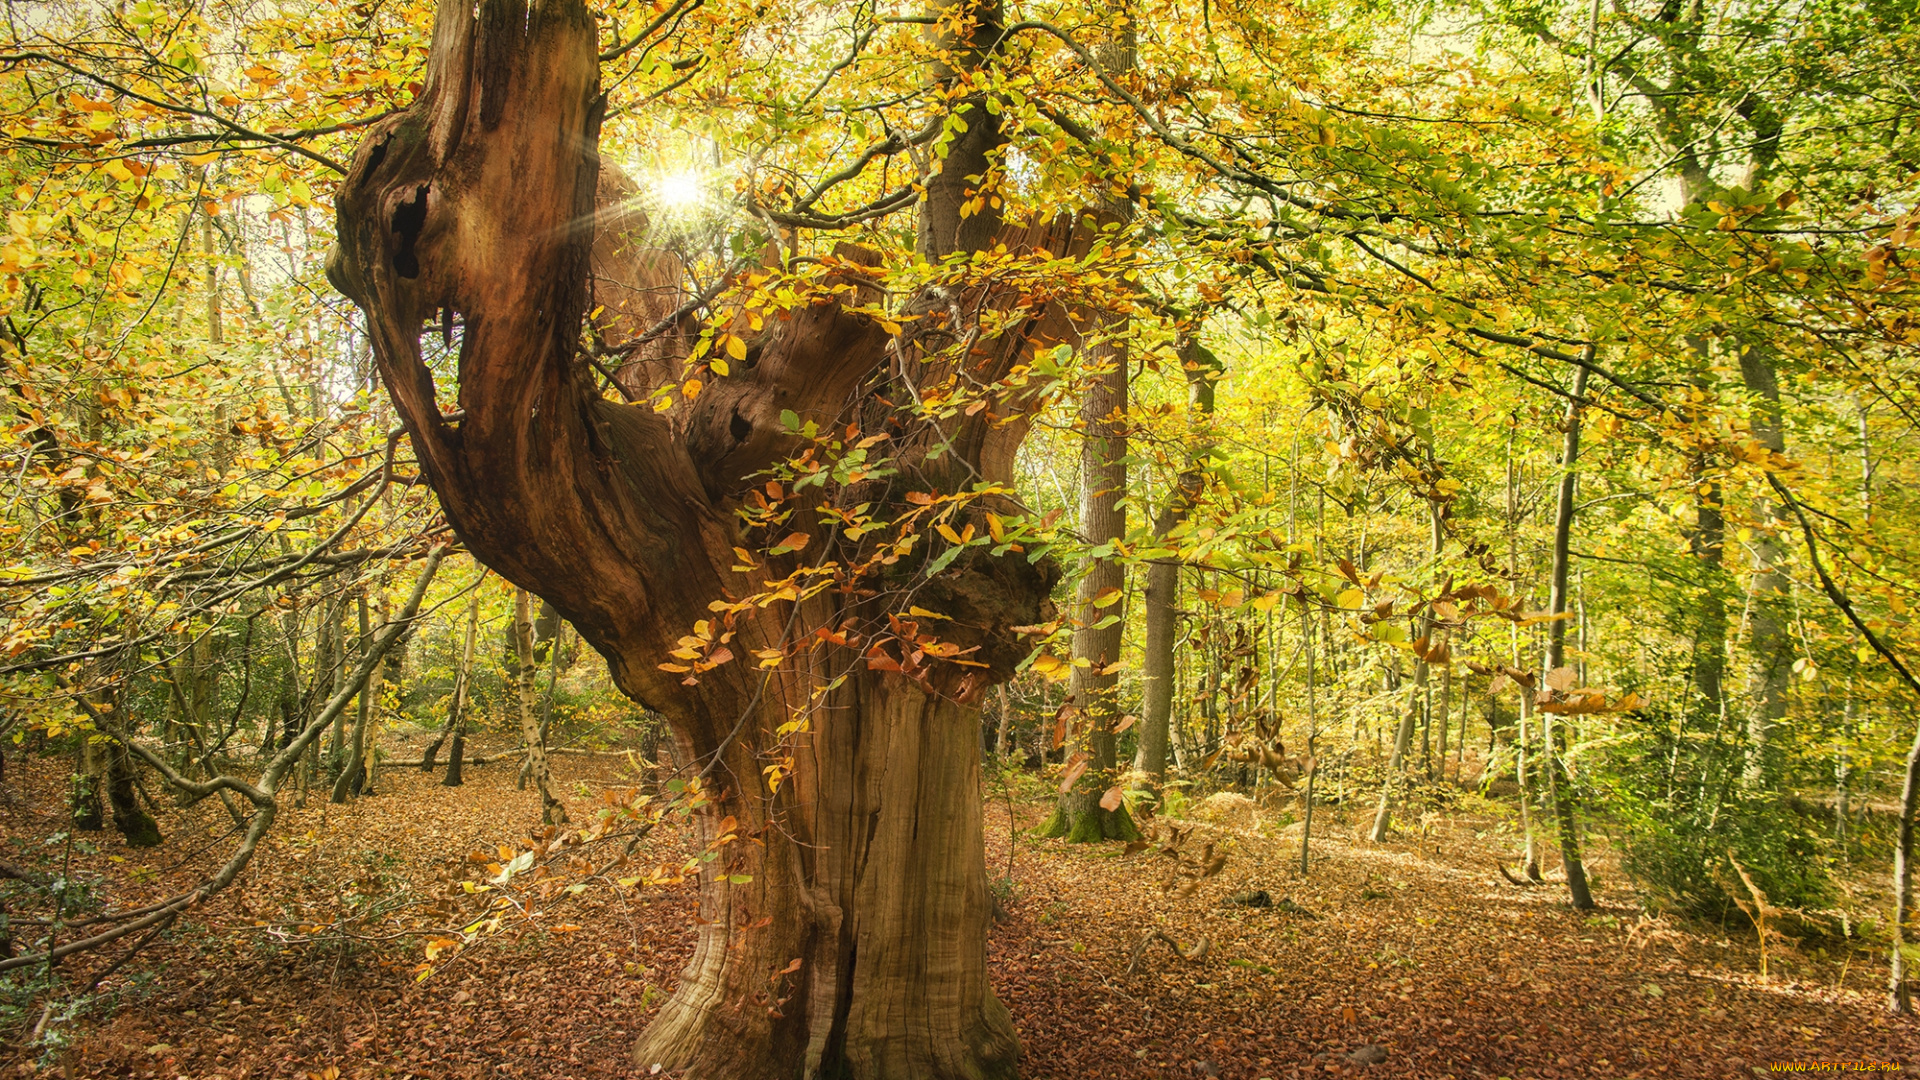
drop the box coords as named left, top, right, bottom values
left=1058, top=756, right=1089, bottom=793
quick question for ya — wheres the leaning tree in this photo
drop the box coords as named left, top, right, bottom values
left=326, top=0, right=1115, bottom=1075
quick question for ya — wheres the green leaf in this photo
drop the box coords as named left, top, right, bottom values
left=925, top=545, right=965, bottom=577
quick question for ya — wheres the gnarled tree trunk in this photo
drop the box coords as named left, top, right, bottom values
left=326, top=1, right=1087, bottom=1074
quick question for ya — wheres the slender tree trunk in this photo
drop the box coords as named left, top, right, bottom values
left=1541, top=363, right=1594, bottom=910
left=427, top=581, right=484, bottom=772
left=993, top=685, right=1013, bottom=758
left=1505, top=422, right=1542, bottom=880
left=179, top=629, right=217, bottom=766
left=1369, top=651, right=1423, bottom=842
left=1299, top=610, right=1318, bottom=875
left=442, top=709, right=469, bottom=787
left=1047, top=8, right=1141, bottom=843
left=330, top=652, right=382, bottom=802
left=324, top=591, right=350, bottom=773
left=1135, top=335, right=1217, bottom=790
left=513, top=588, right=567, bottom=824
left=1738, top=344, right=1793, bottom=788
left=1837, top=692, right=1854, bottom=846
left=1687, top=356, right=1730, bottom=732
left=269, top=603, right=302, bottom=754
left=1517, top=683, right=1542, bottom=881
left=519, top=616, right=566, bottom=786
left=1892, top=715, right=1920, bottom=1013
left=1136, top=554, right=1179, bottom=783
left=1455, top=675, right=1468, bottom=780
left=70, top=736, right=104, bottom=831
left=1045, top=321, right=1135, bottom=841
left=331, top=585, right=385, bottom=803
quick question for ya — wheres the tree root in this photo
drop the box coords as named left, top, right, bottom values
left=1125, top=930, right=1210, bottom=976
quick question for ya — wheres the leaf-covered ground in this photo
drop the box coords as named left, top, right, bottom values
left=2, top=749, right=1912, bottom=1079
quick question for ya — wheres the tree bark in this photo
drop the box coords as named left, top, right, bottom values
left=324, top=1, right=1085, bottom=1073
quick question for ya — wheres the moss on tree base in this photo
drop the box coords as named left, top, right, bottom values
left=1037, top=793, right=1141, bottom=843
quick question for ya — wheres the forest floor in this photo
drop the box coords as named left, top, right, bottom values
left=1, top=743, right=1913, bottom=1080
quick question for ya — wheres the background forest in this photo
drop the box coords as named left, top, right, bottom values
left=0, top=0, right=1917, bottom=1074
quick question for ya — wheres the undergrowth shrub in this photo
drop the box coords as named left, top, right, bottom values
left=1594, top=712, right=1833, bottom=922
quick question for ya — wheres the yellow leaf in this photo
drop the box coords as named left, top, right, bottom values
left=937, top=523, right=963, bottom=544
left=726, top=334, right=748, bottom=361
left=710, top=358, right=730, bottom=377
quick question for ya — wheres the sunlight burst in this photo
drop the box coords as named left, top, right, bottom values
left=654, top=169, right=706, bottom=209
